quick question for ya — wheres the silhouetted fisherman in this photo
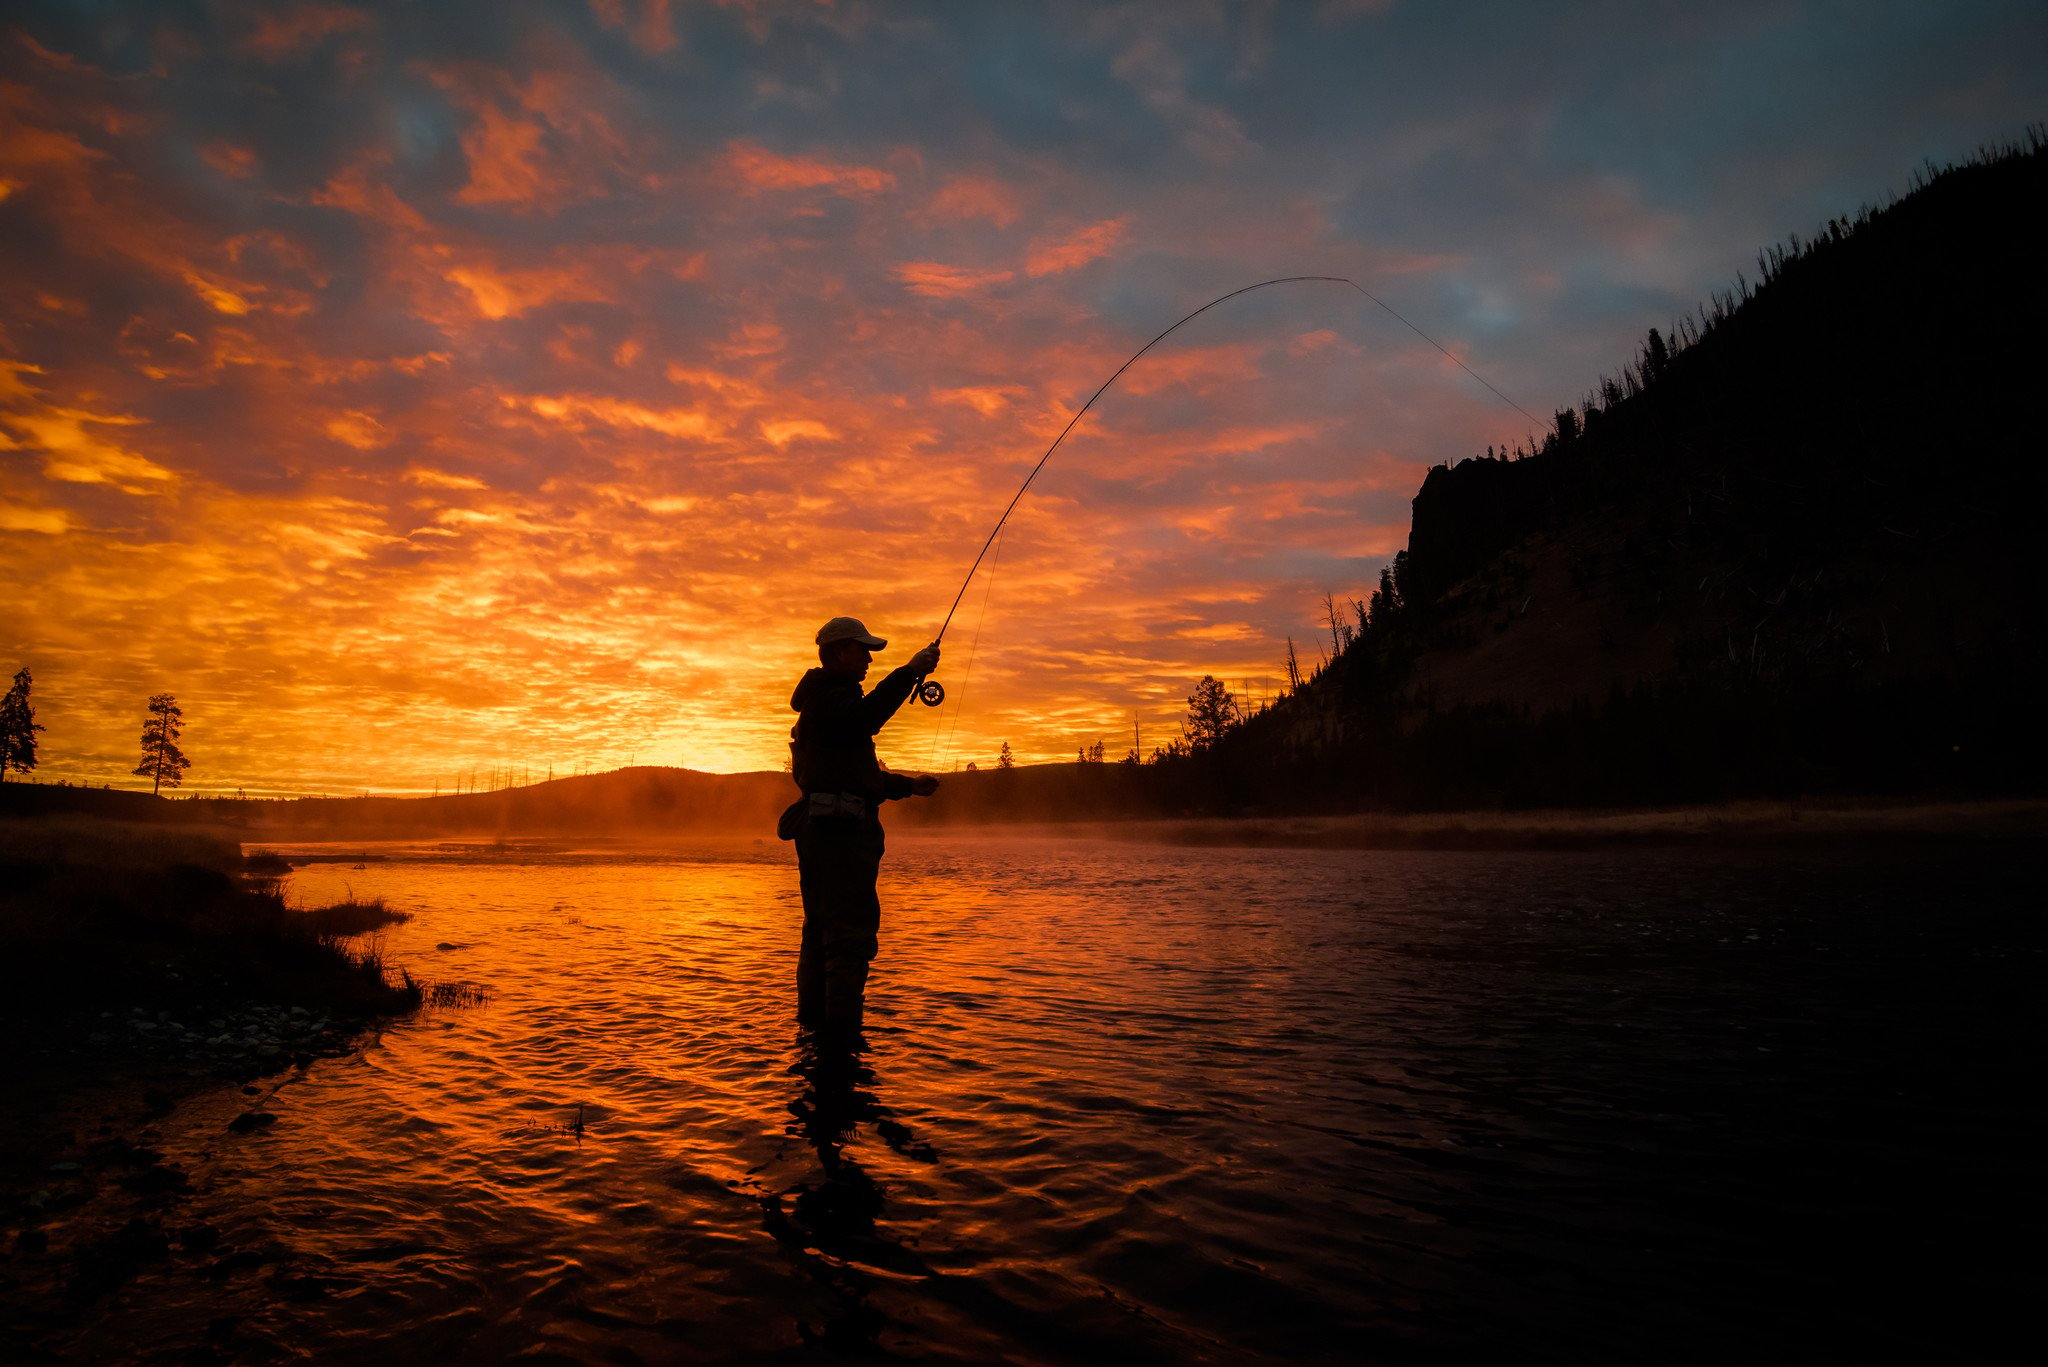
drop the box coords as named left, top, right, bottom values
left=781, top=618, right=941, bottom=1035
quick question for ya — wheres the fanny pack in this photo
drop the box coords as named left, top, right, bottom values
left=808, top=791, right=870, bottom=820
left=776, top=791, right=870, bottom=840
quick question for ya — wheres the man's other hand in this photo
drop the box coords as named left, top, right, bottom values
left=911, top=774, right=941, bottom=797
left=908, top=643, right=941, bottom=675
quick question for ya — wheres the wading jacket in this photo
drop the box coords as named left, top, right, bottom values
left=789, top=665, right=921, bottom=804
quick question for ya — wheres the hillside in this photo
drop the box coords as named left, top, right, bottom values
left=1211, top=134, right=2048, bottom=809
left=196, top=767, right=795, bottom=838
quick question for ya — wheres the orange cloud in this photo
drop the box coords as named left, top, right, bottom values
left=927, top=174, right=1022, bottom=226
left=240, top=4, right=375, bottom=60
left=444, top=260, right=616, bottom=319
left=0, top=365, right=175, bottom=491
left=724, top=140, right=895, bottom=196
left=761, top=418, right=835, bottom=446
left=183, top=269, right=255, bottom=315
left=433, top=64, right=630, bottom=211
left=895, top=261, right=1015, bottom=297
left=664, top=364, right=766, bottom=404
left=933, top=385, right=1028, bottom=417
left=455, top=100, right=548, bottom=205
left=406, top=466, right=489, bottom=490
left=512, top=393, right=725, bottom=440
left=308, top=155, right=429, bottom=233
left=0, top=127, right=103, bottom=184
left=1288, top=328, right=1348, bottom=355
left=201, top=142, right=260, bottom=178
left=1026, top=216, right=1131, bottom=276
left=323, top=410, right=390, bottom=449
left=1115, top=341, right=1262, bottom=396
left=0, top=501, right=72, bottom=534
left=588, top=0, right=679, bottom=54
left=9, top=406, right=173, bottom=489
left=0, top=360, right=45, bottom=404
left=713, top=322, right=786, bottom=359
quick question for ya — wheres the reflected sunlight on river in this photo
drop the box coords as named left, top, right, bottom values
left=53, top=834, right=2043, bottom=1364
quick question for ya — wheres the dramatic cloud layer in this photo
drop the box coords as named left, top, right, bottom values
left=3, top=0, right=2043, bottom=792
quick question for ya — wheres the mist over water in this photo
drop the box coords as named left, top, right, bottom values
left=55, top=835, right=2040, bottom=1364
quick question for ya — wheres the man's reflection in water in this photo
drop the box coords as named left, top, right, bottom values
left=758, top=1029, right=938, bottom=1354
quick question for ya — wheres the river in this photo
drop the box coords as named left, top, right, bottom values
left=42, top=834, right=2042, bottom=1364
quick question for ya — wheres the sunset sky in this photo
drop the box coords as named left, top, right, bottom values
left=3, top=1, right=2043, bottom=795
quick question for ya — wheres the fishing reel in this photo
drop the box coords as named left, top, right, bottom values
left=912, top=636, right=945, bottom=706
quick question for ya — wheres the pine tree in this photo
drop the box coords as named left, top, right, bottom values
left=1367, top=564, right=1403, bottom=632
left=134, top=693, right=191, bottom=795
left=0, top=667, right=45, bottom=782
left=1644, top=327, right=1670, bottom=382
left=1185, top=675, right=1239, bottom=752
left=997, top=741, right=1014, bottom=770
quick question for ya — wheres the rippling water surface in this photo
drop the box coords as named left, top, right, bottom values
left=60, top=834, right=2042, bottom=1364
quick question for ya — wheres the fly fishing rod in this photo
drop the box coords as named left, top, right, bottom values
left=907, top=275, right=1541, bottom=707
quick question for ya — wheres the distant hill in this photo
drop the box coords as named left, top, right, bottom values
left=0, top=764, right=1189, bottom=838
left=0, top=782, right=189, bottom=823
left=210, top=765, right=1175, bottom=838
left=1202, top=133, right=2048, bottom=810
left=197, top=767, right=796, bottom=838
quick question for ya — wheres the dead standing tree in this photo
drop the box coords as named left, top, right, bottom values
left=134, top=693, right=191, bottom=795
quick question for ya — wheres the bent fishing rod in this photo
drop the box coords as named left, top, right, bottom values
left=906, top=275, right=1541, bottom=707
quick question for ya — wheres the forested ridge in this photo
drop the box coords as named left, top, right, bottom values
left=1181, top=132, right=2048, bottom=811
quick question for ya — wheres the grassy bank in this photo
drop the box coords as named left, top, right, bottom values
left=0, top=817, right=422, bottom=1044
left=0, top=813, right=430, bottom=1195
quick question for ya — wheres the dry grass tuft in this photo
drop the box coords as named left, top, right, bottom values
left=300, top=896, right=411, bottom=937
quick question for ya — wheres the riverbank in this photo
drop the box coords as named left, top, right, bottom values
left=0, top=816, right=421, bottom=1058
left=1080, top=795, right=2048, bottom=850
left=0, top=815, right=428, bottom=1327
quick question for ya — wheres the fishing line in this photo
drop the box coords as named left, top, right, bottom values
left=931, top=275, right=1540, bottom=646
left=929, top=522, right=1003, bottom=772
left=911, top=274, right=1539, bottom=715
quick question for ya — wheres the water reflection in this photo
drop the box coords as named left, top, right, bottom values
left=18, top=836, right=2036, bottom=1364
left=759, top=1029, right=939, bottom=1353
